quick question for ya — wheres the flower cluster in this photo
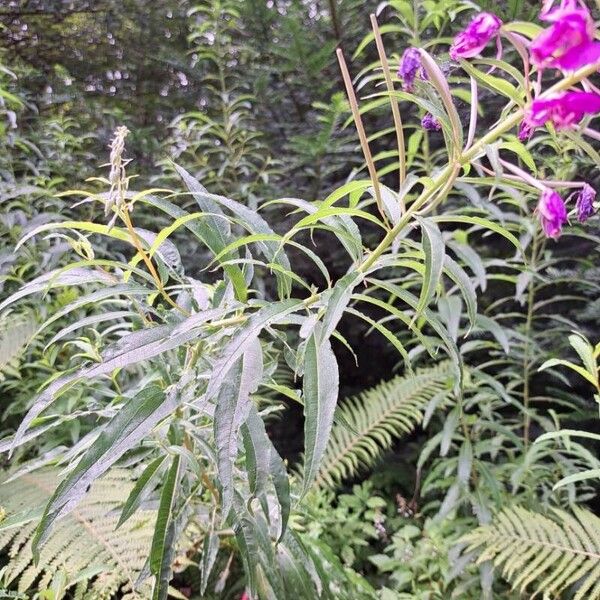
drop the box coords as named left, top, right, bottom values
left=531, top=0, right=600, bottom=71
left=448, top=1, right=599, bottom=237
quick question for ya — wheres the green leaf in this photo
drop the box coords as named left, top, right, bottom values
left=117, top=455, right=167, bottom=528
left=150, top=455, right=183, bottom=600
left=321, top=272, right=362, bottom=341
left=33, top=386, right=172, bottom=557
left=414, top=217, right=445, bottom=319
left=206, top=299, right=303, bottom=402
left=431, top=215, right=522, bottom=253
left=214, top=337, right=263, bottom=518
left=568, top=333, right=598, bottom=384
left=553, top=468, right=600, bottom=490
left=144, top=181, right=247, bottom=302
left=242, top=405, right=291, bottom=541
left=459, top=61, right=523, bottom=105
left=302, top=328, right=339, bottom=496
left=200, top=533, right=219, bottom=595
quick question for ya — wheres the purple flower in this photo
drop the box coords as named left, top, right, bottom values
left=398, top=48, right=422, bottom=92
left=525, top=91, right=600, bottom=130
left=537, top=189, right=568, bottom=238
left=530, top=3, right=600, bottom=71
left=575, top=183, right=596, bottom=222
left=449, top=12, right=502, bottom=60
left=422, top=113, right=442, bottom=131
left=518, top=120, right=534, bottom=141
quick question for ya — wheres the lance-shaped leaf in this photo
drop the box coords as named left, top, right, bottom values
left=117, top=455, right=167, bottom=528
left=200, top=532, right=219, bottom=595
left=144, top=183, right=247, bottom=301
left=150, top=454, right=183, bottom=600
left=414, top=216, right=445, bottom=320
left=242, top=405, right=291, bottom=541
left=32, top=386, right=174, bottom=557
left=175, top=165, right=293, bottom=298
left=301, top=328, right=339, bottom=496
left=320, top=272, right=362, bottom=341
left=205, top=299, right=303, bottom=402
left=215, top=337, right=264, bottom=518
left=11, top=309, right=225, bottom=452
left=0, top=267, right=115, bottom=313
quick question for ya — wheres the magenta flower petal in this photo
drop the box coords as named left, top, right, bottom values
left=449, top=12, right=502, bottom=60
left=537, top=189, right=568, bottom=238
left=526, top=91, right=600, bottom=130
left=553, top=41, right=600, bottom=70
left=575, top=183, right=596, bottom=222
left=398, top=48, right=422, bottom=92
left=530, top=5, right=598, bottom=70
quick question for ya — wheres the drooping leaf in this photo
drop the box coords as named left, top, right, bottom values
left=150, top=455, right=183, bottom=600
left=214, top=337, right=263, bottom=518
left=33, top=386, right=173, bottom=556
left=302, top=328, right=339, bottom=495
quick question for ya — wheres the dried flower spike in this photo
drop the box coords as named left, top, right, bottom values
left=106, top=125, right=131, bottom=217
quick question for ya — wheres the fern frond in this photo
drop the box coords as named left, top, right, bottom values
left=315, top=361, right=454, bottom=488
left=0, top=469, right=155, bottom=599
left=464, top=505, right=600, bottom=599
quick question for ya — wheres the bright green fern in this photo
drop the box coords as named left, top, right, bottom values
left=0, top=469, right=155, bottom=599
left=464, top=505, right=600, bottom=599
left=315, top=362, right=455, bottom=488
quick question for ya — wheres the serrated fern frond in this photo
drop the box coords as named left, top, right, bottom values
left=0, top=469, right=155, bottom=599
left=464, top=505, right=600, bottom=600
left=315, top=361, right=455, bottom=488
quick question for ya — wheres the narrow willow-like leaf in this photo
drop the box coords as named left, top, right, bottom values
left=200, top=532, right=219, bottom=595
left=242, top=405, right=291, bottom=541
left=232, top=491, right=260, bottom=596
left=302, top=329, right=339, bottom=496
left=12, top=309, right=224, bottom=452
left=147, top=176, right=247, bottom=301
left=205, top=299, right=302, bottom=402
left=0, top=267, right=114, bottom=313
left=414, top=216, right=445, bottom=320
left=117, top=455, right=167, bottom=528
left=33, top=386, right=172, bottom=557
left=444, top=255, right=477, bottom=328
left=321, top=272, right=363, bottom=341
left=150, top=454, right=182, bottom=600
left=174, top=168, right=293, bottom=297
left=214, top=337, right=263, bottom=518
left=432, top=215, right=522, bottom=252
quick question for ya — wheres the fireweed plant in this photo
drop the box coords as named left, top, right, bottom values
left=2, top=1, right=600, bottom=599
